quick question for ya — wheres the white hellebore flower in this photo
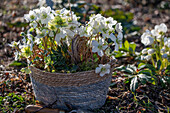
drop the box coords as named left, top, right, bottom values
left=141, top=30, right=154, bottom=46
left=22, top=37, right=26, bottom=44
left=8, top=41, right=20, bottom=47
left=162, top=54, right=168, bottom=59
left=164, top=37, right=170, bottom=48
left=39, top=6, right=53, bottom=24
left=151, top=23, right=167, bottom=40
left=49, top=31, right=54, bottom=37
left=24, top=10, right=37, bottom=22
left=79, top=26, right=92, bottom=37
left=34, top=38, right=41, bottom=45
left=161, top=48, right=165, bottom=53
left=148, top=49, right=155, bottom=54
left=30, top=21, right=37, bottom=28
left=109, top=33, right=123, bottom=51
left=105, top=17, right=117, bottom=29
left=36, top=29, right=48, bottom=38
left=142, top=48, right=148, bottom=54
left=92, top=40, right=108, bottom=57
left=144, top=55, right=152, bottom=61
left=95, top=64, right=111, bottom=77
left=14, top=51, right=20, bottom=61
left=115, top=23, right=123, bottom=33
left=55, top=29, right=66, bottom=45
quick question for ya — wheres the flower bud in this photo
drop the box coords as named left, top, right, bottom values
left=148, top=49, right=155, bottom=54
left=141, top=55, right=145, bottom=60
left=145, top=55, right=151, bottom=61
left=161, top=48, right=165, bottom=53
left=20, top=32, right=25, bottom=36
left=142, top=48, right=148, bottom=54
left=162, top=54, right=168, bottom=59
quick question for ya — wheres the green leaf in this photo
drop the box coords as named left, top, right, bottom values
left=9, top=61, right=27, bottom=67
left=127, top=64, right=137, bottom=72
left=20, top=67, right=31, bottom=74
left=165, top=65, right=170, bottom=75
left=166, top=65, right=170, bottom=70
left=116, top=65, right=134, bottom=74
left=124, top=79, right=130, bottom=84
left=126, top=12, right=134, bottom=22
left=119, top=47, right=129, bottom=52
left=94, top=57, right=99, bottom=62
left=138, top=74, right=151, bottom=84
left=129, top=43, right=136, bottom=53
left=124, top=40, right=129, bottom=51
left=110, top=82, right=117, bottom=87
left=130, top=76, right=138, bottom=92
left=7, top=22, right=29, bottom=28
left=114, top=51, right=124, bottom=58
left=146, top=64, right=157, bottom=72
left=138, top=69, right=152, bottom=76
left=157, top=60, right=161, bottom=70
left=138, top=63, right=146, bottom=69
left=126, top=67, right=134, bottom=73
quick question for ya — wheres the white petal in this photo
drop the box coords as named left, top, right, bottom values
left=92, top=40, right=99, bottom=46
left=114, top=44, right=119, bottom=51
left=111, top=55, right=116, bottom=60
left=119, top=43, right=122, bottom=48
left=102, top=45, right=108, bottom=50
left=49, top=31, right=54, bottom=37
left=98, top=64, right=103, bottom=67
left=105, top=69, right=110, bottom=74
left=117, top=32, right=123, bottom=40
left=92, top=47, right=99, bottom=52
left=95, top=67, right=101, bottom=73
left=98, top=50, right=104, bottom=57
left=99, top=39, right=105, bottom=45
left=105, top=64, right=111, bottom=69
left=46, top=6, right=51, bottom=14
left=116, top=23, right=123, bottom=32
left=109, top=33, right=116, bottom=41
left=100, top=72, right=105, bottom=77
left=151, top=30, right=156, bottom=36
left=160, top=23, right=167, bottom=33
left=55, top=35, right=61, bottom=43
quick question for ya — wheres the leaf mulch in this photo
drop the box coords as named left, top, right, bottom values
left=98, top=73, right=170, bottom=113
left=0, top=66, right=35, bottom=112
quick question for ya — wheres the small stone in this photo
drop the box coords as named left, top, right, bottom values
left=25, top=105, right=64, bottom=113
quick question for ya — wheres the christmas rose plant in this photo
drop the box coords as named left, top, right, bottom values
left=139, top=23, right=169, bottom=76
left=9, top=7, right=123, bottom=76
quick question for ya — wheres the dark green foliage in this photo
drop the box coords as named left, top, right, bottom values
left=116, top=64, right=155, bottom=92
left=0, top=93, right=35, bottom=113
left=50, top=43, right=74, bottom=72
left=9, top=61, right=27, bottom=67
left=114, top=40, right=137, bottom=58
left=7, top=22, right=29, bottom=28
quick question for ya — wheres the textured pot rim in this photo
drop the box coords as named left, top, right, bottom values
left=29, top=66, right=112, bottom=87
left=29, top=66, right=95, bottom=75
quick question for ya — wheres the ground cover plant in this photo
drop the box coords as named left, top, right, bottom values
left=0, top=0, right=170, bottom=113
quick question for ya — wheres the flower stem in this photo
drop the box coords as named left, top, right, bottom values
left=68, top=0, right=73, bottom=20
left=151, top=55, right=155, bottom=67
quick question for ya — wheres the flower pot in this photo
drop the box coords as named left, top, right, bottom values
left=29, top=66, right=112, bottom=111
